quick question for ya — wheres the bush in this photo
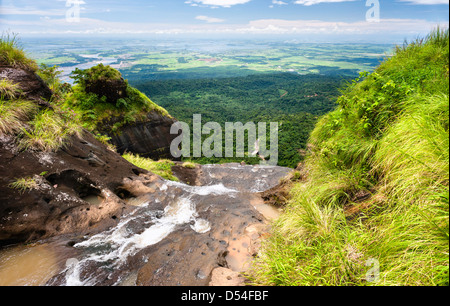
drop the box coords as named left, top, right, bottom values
left=65, top=65, right=171, bottom=135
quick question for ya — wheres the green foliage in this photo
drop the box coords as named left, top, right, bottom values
left=0, top=32, right=38, bottom=71
left=134, top=73, right=346, bottom=168
left=8, top=176, right=39, bottom=194
left=65, top=64, right=170, bottom=136
left=248, top=28, right=449, bottom=286
left=0, top=99, right=38, bottom=136
left=71, top=63, right=122, bottom=88
left=122, top=153, right=179, bottom=182
left=37, top=64, right=71, bottom=100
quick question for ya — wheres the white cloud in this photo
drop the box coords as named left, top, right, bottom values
left=272, top=0, right=288, bottom=5
left=5, top=16, right=446, bottom=38
left=397, top=0, right=449, bottom=4
left=0, top=6, right=65, bottom=16
left=185, top=0, right=252, bottom=8
left=294, top=0, right=356, bottom=6
left=196, top=15, right=225, bottom=23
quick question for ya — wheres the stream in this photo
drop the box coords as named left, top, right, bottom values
left=0, top=164, right=291, bottom=286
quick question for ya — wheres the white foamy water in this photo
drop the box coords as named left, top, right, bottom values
left=162, top=181, right=238, bottom=196
left=62, top=182, right=236, bottom=286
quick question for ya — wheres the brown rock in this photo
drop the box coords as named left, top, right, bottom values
left=0, top=66, right=52, bottom=107
left=0, top=131, right=149, bottom=246
left=99, top=111, right=179, bottom=161
left=209, top=268, right=246, bottom=286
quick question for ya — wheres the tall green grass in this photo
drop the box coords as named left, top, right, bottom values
left=0, top=99, right=38, bottom=136
left=0, top=33, right=38, bottom=71
left=1, top=36, right=85, bottom=152
left=18, top=109, right=83, bottom=152
left=248, top=28, right=449, bottom=286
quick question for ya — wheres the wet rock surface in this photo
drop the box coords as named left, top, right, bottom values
left=0, top=131, right=146, bottom=246
left=0, top=64, right=294, bottom=286
left=42, top=164, right=292, bottom=286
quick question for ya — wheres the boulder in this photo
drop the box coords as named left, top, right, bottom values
left=0, top=66, right=52, bottom=107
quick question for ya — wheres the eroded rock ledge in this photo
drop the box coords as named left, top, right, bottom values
left=49, top=163, right=292, bottom=286
left=0, top=131, right=147, bottom=246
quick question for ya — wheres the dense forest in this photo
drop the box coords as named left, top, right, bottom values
left=133, top=73, right=350, bottom=168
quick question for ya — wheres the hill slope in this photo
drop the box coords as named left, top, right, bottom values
left=248, top=28, right=449, bottom=286
left=0, top=37, right=175, bottom=245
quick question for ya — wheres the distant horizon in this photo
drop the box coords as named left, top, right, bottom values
left=1, top=0, right=448, bottom=44
left=14, top=31, right=443, bottom=45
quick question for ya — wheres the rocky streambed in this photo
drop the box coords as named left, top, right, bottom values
left=0, top=163, right=292, bottom=286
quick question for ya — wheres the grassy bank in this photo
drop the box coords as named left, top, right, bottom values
left=248, top=28, right=449, bottom=286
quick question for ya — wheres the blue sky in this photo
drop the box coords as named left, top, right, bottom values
left=0, top=0, right=448, bottom=41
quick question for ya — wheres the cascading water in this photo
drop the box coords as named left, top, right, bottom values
left=58, top=182, right=238, bottom=286
left=0, top=163, right=292, bottom=286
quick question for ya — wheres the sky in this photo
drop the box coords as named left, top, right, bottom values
left=0, top=0, right=448, bottom=42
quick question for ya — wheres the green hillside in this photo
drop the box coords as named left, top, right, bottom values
left=248, top=28, right=449, bottom=286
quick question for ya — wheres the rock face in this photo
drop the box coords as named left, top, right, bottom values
left=0, top=66, right=53, bottom=107
left=103, top=111, right=178, bottom=160
left=0, top=66, right=152, bottom=246
left=72, top=64, right=179, bottom=161
left=0, top=131, right=148, bottom=246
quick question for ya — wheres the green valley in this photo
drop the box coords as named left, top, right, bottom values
left=134, top=73, right=349, bottom=168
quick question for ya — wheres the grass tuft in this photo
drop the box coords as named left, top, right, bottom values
left=8, top=176, right=39, bottom=194
left=0, top=32, right=39, bottom=71
left=0, top=99, right=38, bottom=136
left=122, top=153, right=179, bottom=182
left=18, top=109, right=83, bottom=152
left=181, top=161, right=197, bottom=169
left=0, top=79, right=21, bottom=100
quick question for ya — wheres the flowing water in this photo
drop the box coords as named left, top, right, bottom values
left=0, top=242, right=78, bottom=286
